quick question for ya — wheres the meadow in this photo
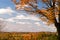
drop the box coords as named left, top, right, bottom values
left=0, top=32, right=58, bottom=40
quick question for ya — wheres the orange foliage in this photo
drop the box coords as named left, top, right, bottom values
left=20, top=0, right=30, bottom=5
left=21, top=34, right=31, bottom=40
left=36, top=9, right=55, bottom=24
left=42, top=0, right=48, bottom=2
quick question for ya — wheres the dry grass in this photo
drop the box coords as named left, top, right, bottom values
left=0, top=32, right=57, bottom=40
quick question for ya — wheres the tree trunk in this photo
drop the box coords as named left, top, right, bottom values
left=57, top=1, right=60, bottom=40
left=55, top=14, right=60, bottom=40
left=55, top=1, right=60, bottom=40
left=56, top=23, right=60, bottom=40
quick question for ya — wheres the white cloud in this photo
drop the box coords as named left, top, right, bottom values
left=15, top=4, right=29, bottom=10
left=6, top=15, right=40, bottom=23
left=0, top=7, right=15, bottom=14
left=0, top=18, right=4, bottom=21
left=34, top=22, right=40, bottom=26
left=0, top=7, right=40, bottom=22
left=0, top=7, right=57, bottom=32
left=0, top=15, right=56, bottom=32
left=15, top=15, right=26, bottom=19
left=16, top=22, right=31, bottom=24
left=0, top=21, right=56, bottom=32
left=15, top=15, right=40, bottom=21
left=6, top=18, right=15, bottom=22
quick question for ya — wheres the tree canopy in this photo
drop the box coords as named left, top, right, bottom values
left=12, top=0, right=60, bottom=25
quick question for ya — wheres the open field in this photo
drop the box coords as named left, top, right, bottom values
left=0, top=32, right=58, bottom=40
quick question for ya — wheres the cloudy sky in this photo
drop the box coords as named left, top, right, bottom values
left=0, top=0, right=57, bottom=32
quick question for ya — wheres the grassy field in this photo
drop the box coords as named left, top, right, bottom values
left=0, top=32, right=58, bottom=40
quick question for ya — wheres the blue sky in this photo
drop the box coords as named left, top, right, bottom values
left=0, top=0, right=47, bottom=18
left=0, top=0, right=56, bottom=32
left=0, top=0, right=14, bottom=9
left=0, top=0, right=44, bottom=19
left=0, top=0, right=15, bottom=19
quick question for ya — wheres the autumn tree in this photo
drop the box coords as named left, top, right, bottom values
left=12, top=0, right=60, bottom=40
